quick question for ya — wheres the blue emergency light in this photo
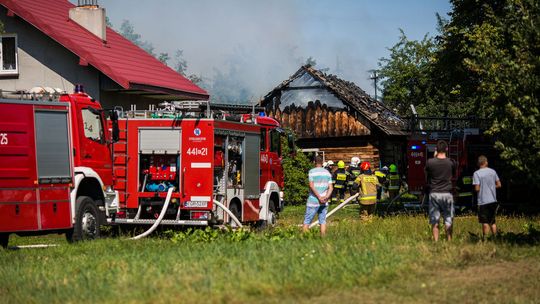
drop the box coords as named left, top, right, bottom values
left=258, top=112, right=266, bottom=117
left=411, top=145, right=419, bottom=150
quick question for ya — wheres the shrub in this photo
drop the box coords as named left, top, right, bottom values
left=281, top=135, right=313, bottom=205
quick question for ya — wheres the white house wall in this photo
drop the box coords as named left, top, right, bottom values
left=0, top=7, right=100, bottom=99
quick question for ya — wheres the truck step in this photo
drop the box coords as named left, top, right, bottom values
left=108, top=218, right=208, bottom=226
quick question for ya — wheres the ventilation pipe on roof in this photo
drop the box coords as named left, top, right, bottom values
left=69, top=0, right=107, bottom=41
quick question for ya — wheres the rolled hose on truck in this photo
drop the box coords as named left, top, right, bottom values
left=308, top=193, right=359, bottom=229
left=129, top=188, right=243, bottom=240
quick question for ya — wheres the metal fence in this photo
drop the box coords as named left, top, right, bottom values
left=406, top=116, right=490, bottom=132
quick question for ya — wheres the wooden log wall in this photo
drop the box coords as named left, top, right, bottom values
left=319, top=146, right=380, bottom=169
left=268, top=101, right=370, bottom=139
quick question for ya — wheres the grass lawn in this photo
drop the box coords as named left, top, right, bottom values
left=1, top=204, right=539, bottom=303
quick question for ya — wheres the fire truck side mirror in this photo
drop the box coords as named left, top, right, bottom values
left=109, top=110, right=120, bottom=143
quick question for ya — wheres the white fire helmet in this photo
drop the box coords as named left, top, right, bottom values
left=323, top=161, right=328, bottom=168
left=350, top=157, right=361, bottom=167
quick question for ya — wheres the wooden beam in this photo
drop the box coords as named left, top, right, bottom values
left=282, top=85, right=325, bottom=91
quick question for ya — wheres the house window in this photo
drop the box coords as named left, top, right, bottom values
left=0, top=35, right=18, bottom=75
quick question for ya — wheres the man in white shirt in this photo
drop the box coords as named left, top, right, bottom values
left=473, top=155, right=502, bottom=239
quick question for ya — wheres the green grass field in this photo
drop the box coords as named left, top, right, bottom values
left=1, top=205, right=539, bottom=303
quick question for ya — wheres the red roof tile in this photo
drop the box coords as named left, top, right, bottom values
left=1, top=0, right=209, bottom=99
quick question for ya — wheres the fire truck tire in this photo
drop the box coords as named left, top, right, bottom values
left=0, top=233, right=8, bottom=248
left=257, top=199, right=277, bottom=229
left=66, top=196, right=101, bottom=243
left=228, top=202, right=242, bottom=228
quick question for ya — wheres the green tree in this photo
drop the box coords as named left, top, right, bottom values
left=378, top=0, right=540, bottom=183
left=173, top=49, right=188, bottom=76
left=280, top=135, right=312, bottom=205
left=158, top=52, right=170, bottom=65
left=377, top=30, right=438, bottom=116
left=442, top=0, right=540, bottom=180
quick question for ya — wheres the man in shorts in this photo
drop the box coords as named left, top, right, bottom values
left=303, top=155, right=333, bottom=236
left=425, top=140, right=456, bottom=241
left=473, top=155, right=502, bottom=239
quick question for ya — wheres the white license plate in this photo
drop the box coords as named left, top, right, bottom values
left=184, top=201, right=208, bottom=208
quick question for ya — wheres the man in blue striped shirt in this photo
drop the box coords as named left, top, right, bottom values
left=303, top=155, right=333, bottom=236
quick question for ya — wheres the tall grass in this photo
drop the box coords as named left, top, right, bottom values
left=1, top=205, right=539, bottom=303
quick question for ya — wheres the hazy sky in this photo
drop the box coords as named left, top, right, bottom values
left=89, top=0, right=451, bottom=100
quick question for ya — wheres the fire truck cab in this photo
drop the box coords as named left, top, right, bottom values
left=0, top=90, right=119, bottom=247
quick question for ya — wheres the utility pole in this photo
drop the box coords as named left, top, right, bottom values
left=369, top=70, right=380, bottom=101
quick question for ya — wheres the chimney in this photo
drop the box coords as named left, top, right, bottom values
left=69, top=0, right=107, bottom=41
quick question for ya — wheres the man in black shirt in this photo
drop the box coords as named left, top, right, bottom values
left=425, top=140, right=456, bottom=241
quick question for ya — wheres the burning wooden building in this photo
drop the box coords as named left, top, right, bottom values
left=260, top=65, right=407, bottom=169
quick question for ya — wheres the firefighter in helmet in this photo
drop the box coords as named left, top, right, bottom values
left=374, top=166, right=389, bottom=200
left=352, top=161, right=380, bottom=220
left=331, top=160, right=349, bottom=204
left=326, top=160, right=335, bottom=173
left=387, top=164, right=401, bottom=200
left=347, top=156, right=362, bottom=193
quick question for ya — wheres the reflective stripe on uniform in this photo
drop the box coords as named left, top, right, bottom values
left=334, top=184, right=344, bottom=189
left=360, top=195, right=377, bottom=200
left=462, top=176, right=473, bottom=185
left=388, top=174, right=400, bottom=190
left=458, top=192, right=473, bottom=197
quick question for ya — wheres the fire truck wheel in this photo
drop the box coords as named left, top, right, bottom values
left=257, top=199, right=277, bottom=229
left=228, top=202, right=241, bottom=228
left=266, top=199, right=277, bottom=227
left=0, top=233, right=8, bottom=248
left=67, top=196, right=101, bottom=242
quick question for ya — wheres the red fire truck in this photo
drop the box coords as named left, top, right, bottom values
left=405, top=116, right=493, bottom=207
left=0, top=89, right=287, bottom=247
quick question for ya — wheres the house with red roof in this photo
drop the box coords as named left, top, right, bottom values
left=0, top=0, right=208, bottom=108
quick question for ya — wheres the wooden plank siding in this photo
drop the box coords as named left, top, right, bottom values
left=318, top=145, right=379, bottom=167
left=268, top=101, right=370, bottom=139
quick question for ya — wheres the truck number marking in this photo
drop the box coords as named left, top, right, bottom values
left=186, top=147, right=208, bottom=156
left=0, top=133, right=7, bottom=145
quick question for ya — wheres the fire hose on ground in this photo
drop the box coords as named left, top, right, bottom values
left=309, top=193, right=360, bottom=229
left=130, top=187, right=175, bottom=240
left=129, top=189, right=243, bottom=240
left=213, top=199, right=243, bottom=228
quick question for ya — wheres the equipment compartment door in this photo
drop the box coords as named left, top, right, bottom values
left=34, top=110, right=72, bottom=230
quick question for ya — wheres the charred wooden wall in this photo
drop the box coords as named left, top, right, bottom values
left=267, top=101, right=370, bottom=139
left=264, top=97, right=405, bottom=169
left=319, top=146, right=379, bottom=167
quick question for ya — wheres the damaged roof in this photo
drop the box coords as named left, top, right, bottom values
left=261, top=65, right=406, bottom=136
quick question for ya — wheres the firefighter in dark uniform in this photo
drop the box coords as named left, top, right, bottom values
left=387, top=164, right=401, bottom=200
left=457, top=166, right=474, bottom=209
left=374, top=166, right=388, bottom=200
left=331, top=160, right=349, bottom=203
left=347, top=156, right=362, bottom=194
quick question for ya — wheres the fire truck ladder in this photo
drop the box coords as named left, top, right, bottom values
left=448, top=130, right=460, bottom=162
left=112, top=113, right=129, bottom=207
